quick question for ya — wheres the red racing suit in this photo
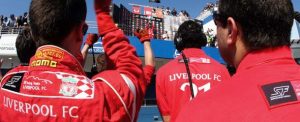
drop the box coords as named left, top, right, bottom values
left=176, top=46, right=300, bottom=122
left=3, top=65, right=29, bottom=76
left=0, top=29, right=145, bottom=122
left=156, top=48, right=230, bottom=121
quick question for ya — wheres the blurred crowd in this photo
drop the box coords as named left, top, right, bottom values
left=0, top=12, right=29, bottom=34
left=0, top=13, right=29, bottom=28
left=153, top=6, right=190, bottom=18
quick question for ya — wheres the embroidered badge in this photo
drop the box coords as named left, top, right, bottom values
left=261, top=81, right=299, bottom=108
left=2, top=73, right=25, bottom=92
left=59, top=77, right=79, bottom=97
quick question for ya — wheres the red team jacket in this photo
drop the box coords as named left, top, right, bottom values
left=156, top=48, right=230, bottom=121
left=0, top=28, right=145, bottom=122
left=176, top=46, right=300, bottom=122
left=4, top=65, right=29, bottom=76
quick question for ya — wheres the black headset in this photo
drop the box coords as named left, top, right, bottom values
left=174, top=32, right=195, bottom=99
left=174, top=33, right=184, bottom=52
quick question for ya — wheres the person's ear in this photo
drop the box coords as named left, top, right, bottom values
left=226, top=17, right=238, bottom=46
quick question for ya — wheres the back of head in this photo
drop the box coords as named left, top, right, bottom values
left=29, top=0, right=87, bottom=47
left=218, top=0, right=294, bottom=51
left=174, top=20, right=207, bottom=52
left=16, top=27, right=37, bottom=65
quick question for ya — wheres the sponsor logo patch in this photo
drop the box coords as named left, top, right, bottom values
left=35, top=48, right=64, bottom=60
left=178, top=57, right=211, bottom=64
left=2, top=73, right=25, bottom=92
left=261, top=81, right=300, bottom=108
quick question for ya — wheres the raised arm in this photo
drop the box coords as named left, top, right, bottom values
left=81, top=33, right=99, bottom=64
left=93, top=0, right=144, bottom=121
left=134, top=28, right=156, bottom=82
left=95, top=0, right=142, bottom=82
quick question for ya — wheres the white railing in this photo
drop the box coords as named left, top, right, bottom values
left=0, top=27, right=23, bottom=36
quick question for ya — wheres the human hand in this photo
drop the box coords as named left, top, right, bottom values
left=95, top=0, right=111, bottom=14
left=85, top=33, right=99, bottom=46
left=134, top=28, right=152, bottom=43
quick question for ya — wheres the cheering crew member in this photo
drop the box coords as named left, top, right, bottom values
left=176, top=0, right=300, bottom=121
left=156, top=20, right=230, bottom=122
left=0, top=0, right=146, bottom=121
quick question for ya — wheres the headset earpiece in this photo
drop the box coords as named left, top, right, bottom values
left=174, top=33, right=184, bottom=52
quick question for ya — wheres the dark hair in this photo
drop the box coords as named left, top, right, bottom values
left=295, top=11, right=300, bottom=23
left=174, top=20, right=207, bottom=51
left=29, top=0, right=87, bottom=46
left=16, top=27, right=37, bottom=64
left=216, top=0, right=294, bottom=51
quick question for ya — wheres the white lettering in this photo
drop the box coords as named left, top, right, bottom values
left=180, top=82, right=212, bottom=99
left=3, top=96, right=8, bottom=107
left=40, top=105, right=49, bottom=116
left=14, top=100, right=18, bottom=111
left=214, top=74, right=221, bottom=81
left=169, top=74, right=176, bottom=81
left=198, top=82, right=211, bottom=92
left=3, top=96, right=75, bottom=118
left=169, top=73, right=214, bottom=81
left=25, top=103, right=31, bottom=113
left=182, top=73, right=188, bottom=80
left=32, top=104, right=40, bottom=115
left=8, top=97, right=13, bottom=108
left=180, top=82, right=198, bottom=100
left=62, top=106, right=68, bottom=118
left=69, top=106, right=79, bottom=118
left=176, top=73, right=183, bottom=80
left=49, top=105, right=57, bottom=117
left=62, top=106, right=78, bottom=118
left=18, top=101, right=25, bottom=113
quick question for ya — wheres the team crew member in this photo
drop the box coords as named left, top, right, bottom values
left=176, top=0, right=300, bottom=121
left=0, top=0, right=146, bottom=122
left=156, top=20, right=230, bottom=121
left=1, top=27, right=37, bottom=76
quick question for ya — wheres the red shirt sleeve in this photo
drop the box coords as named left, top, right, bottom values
left=143, top=65, right=155, bottom=85
left=155, top=68, right=170, bottom=116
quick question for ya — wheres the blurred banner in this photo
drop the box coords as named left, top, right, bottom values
left=144, top=7, right=152, bottom=16
left=0, top=34, right=18, bottom=56
left=132, top=5, right=141, bottom=14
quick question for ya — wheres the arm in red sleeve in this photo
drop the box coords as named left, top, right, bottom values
left=143, top=65, right=155, bottom=85
left=93, top=0, right=144, bottom=121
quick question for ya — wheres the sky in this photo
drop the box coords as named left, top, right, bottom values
left=0, top=0, right=299, bottom=21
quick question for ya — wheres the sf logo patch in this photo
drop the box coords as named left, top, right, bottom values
left=261, top=81, right=298, bottom=108
left=270, top=86, right=290, bottom=101
left=2, top=73, right=25, bottom=92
